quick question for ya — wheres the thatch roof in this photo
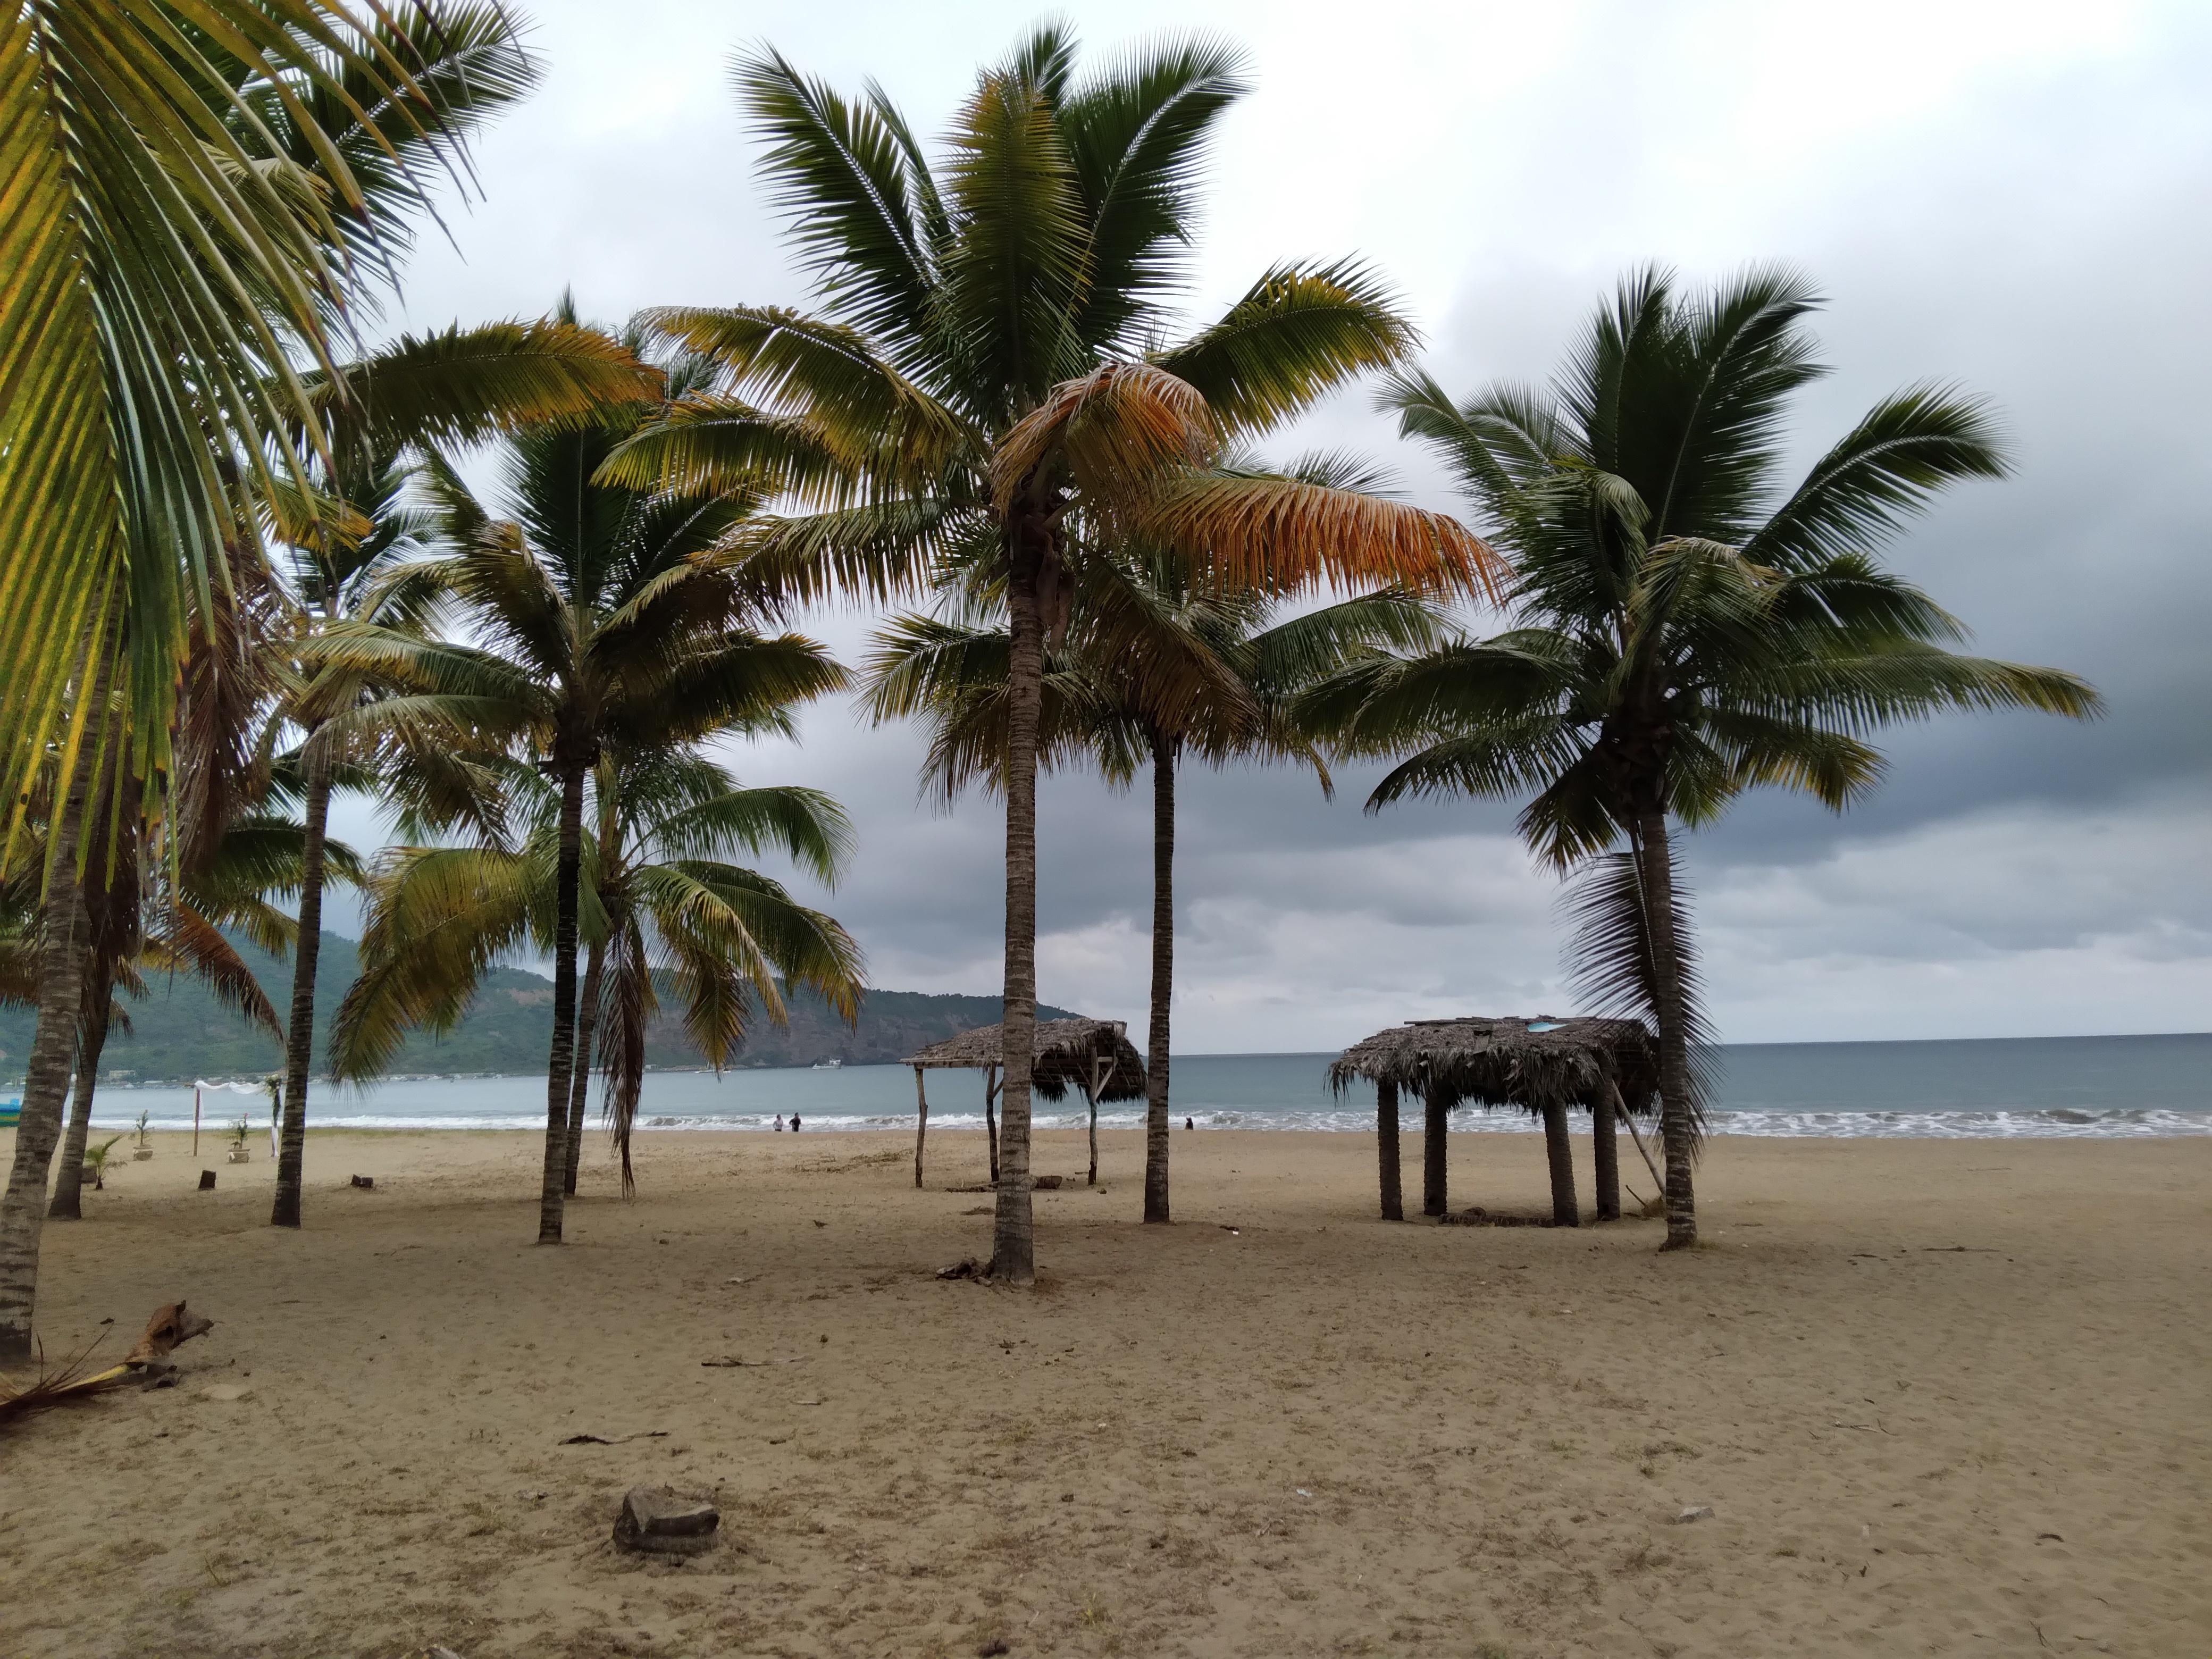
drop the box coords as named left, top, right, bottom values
left=904, top=1018, right=1147, bottom=1103
left=1328, top=1015, right=1657, bottom=1117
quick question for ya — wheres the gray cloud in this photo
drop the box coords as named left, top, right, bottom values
left=349, top=0, right=2210, bottom=1046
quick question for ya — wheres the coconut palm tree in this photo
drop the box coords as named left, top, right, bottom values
left=308, top=324, right=851, bottom=1242
left=265, top=321, right=665, bottom=1232
left=1305, top=266, right=2100, bottom=1249
left=863, top=508, right=1440, bottom=1219
left=601, top=30, right=1494, bottom=1281
left=0, top=1, right=472, bottom=1364
left=332, top=747, right=862, bottom=1190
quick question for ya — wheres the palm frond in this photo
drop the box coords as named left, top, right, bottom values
left=1559, top=847, right=1713, bottom=1144
left=1159, top=260, right=1414, bottom=437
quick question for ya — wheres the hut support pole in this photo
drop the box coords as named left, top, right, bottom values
left=1619, top=1084, right=1664, bottom=1203
left=1086, top=1054, right=1107, bottom=1187
left=984, top=1065, right=1001, bottom=1185
left=1541, top=1098, right=1580, bottom=1227
left=912, top=1067, right=928, bottom=1189
left=1422, top=1083, right=1447, bottom=1218
left=1592, top=1084, right=1620, bottom=1221
left=1377, top=1079, right=1402, bottom=1221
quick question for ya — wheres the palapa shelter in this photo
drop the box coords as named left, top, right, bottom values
left=1329, top=1016, right=1660, bottom=1226
left=904, top=1019, right=1147, bottom=1190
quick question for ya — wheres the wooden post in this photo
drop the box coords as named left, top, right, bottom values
left=1592, top=1083, right=1620, bottom=1221
left=912, top=1067, right=929, bottom=1189
left=1541, top=1098, right=1580, bottom=1226
left=984, top=1064, right=1000, bottom=1185
left=1085, top=1052, right=1108, bottom=1187
left=1618, top=1082, right=1665, bottom=1203
left=1422, top=1082, right=1448, bottom=1218
left=192, top=1086, right=201, bottom=1157
left=1377, top=1078, right=1402, bottom=1221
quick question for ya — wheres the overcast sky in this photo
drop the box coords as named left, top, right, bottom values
left=335, top=0, right=2212, bottom=1050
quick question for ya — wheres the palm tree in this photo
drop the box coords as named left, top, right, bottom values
left=332, top=747, right=863, bottom=1191
left=266, top=321, right=665, bottom=1231
left=864, top=519, right=1440, bottom=1218
left=602, top=29, right=1494, bottom=1281
left=309, top=324, right=851, bottom=1242
left=1307, top=267, right=2100, bottom=1249
left=0, top=1, right=461, bottom=1363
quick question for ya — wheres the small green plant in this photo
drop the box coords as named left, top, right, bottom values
left=133, top=1108, right=152, bottom=1150
left=82, top=1135, right=123, bottom=1190
left=228, top=1114, right=249, bottom=1147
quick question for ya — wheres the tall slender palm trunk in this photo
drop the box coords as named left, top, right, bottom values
left=1636, top=809, right=1698, bottom=1249
left=562, top=939, right=606, bottom=1196
left=0, top=661, right=108, bottom=1364
left=537, top=761, right=588, bottom=1244
left=991, top=554, right=1044, bottom=1285
left=47, top=999, right=110, bottom=1221
left=271, top=732, right=331, bottom=1228
left=1142, top=730, right=1176, bottom=1224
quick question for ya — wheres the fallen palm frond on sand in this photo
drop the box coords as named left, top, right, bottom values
left=0, top=1301, right=214, bottom=1430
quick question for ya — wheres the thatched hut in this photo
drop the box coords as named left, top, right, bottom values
left=1329, top=1016, right=1658, bottom=1225
left=904, top=1018, right=1146, bottom=1190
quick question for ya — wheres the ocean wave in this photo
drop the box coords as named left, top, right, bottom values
left=88, top=1104, right=2212, bottom=1138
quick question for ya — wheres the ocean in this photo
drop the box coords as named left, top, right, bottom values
left=73, top=1032, right=2212, bottom=1141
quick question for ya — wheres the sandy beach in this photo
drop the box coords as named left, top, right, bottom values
left=2, top=1125, right=2207, bottom=1658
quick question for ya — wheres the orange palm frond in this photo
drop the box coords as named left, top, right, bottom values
left=1131, top=471, right=1503, bottom=601
left=991, top=361, right=1212, bottom=514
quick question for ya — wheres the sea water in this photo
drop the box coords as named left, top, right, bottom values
left=81, top=1033, right=2212, bottom=1139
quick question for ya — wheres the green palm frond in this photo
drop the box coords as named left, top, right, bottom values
left=1157, top=260, right=1413, bottom=437
left=733, top=46, right=940, bottom=353
left=1558, top=848, right=1713, bottom=1139
left=1057, top=35, right=1248, bottom=348
left=330, top=842, right=543, bottom=1080
left=0, top=1, right=476, bottom=843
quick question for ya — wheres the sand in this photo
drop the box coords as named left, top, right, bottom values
left=1, top=1122, right=2207, bottom=1658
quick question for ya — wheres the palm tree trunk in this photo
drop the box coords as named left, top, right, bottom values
left=1422, top=1082, right=1448, bottom=1217
left=1142, top=730, right=1175, bottom=1224
left=1592, top=1087, right=1621, bottom=1221
left=1636, top=809, right=1698, bottom=1249
left=1541, top=1099, right=1580, bottom=1227
left=47, top=996, right=110, bottom=1221
left=990, top=554, right=1044, bottom=1284
left=1086, top=1090, right=1098, bottom=1187
left=562, top=937, right=606, bottom=1197
left=0, top=666, right=106, bottom=1365
left=985, top=1068, right=1000, bottom=1184
left=537, top=761, right=588, bottom=1245
left=1376, top=1078, right=1402, bottom=1221
left=270, top=731, right=331, bottom=1229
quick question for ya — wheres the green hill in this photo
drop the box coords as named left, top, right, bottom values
left=0, top=932, right=1079, bottom=1084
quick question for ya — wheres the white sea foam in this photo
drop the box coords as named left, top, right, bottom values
left=94, top=1104, right=2199, bottom=1138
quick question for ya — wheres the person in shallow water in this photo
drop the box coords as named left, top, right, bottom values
left=774, top=1114, right=785, bottom=1132
left=791, top=1114, right=802, bottom=1132
left=1185, top=1117, right=1194, bottom=1130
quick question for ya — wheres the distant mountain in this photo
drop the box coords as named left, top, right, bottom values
left=0, top=931, right=1081, bottom=1083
